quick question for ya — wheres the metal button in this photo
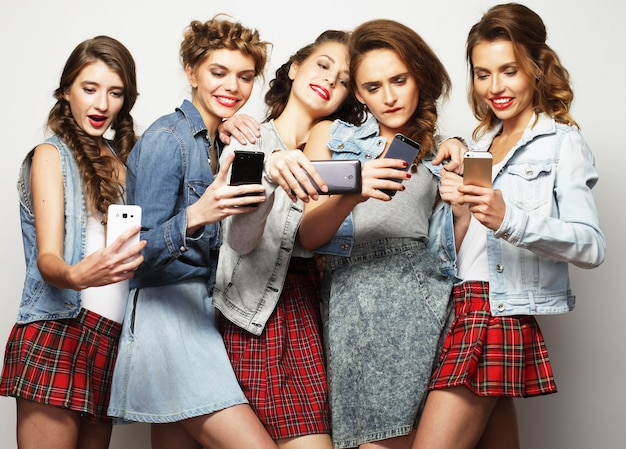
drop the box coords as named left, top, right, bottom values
left=495, top=264, right=503, bottom=273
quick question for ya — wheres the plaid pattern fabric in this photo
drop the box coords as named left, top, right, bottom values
left=218, top=257, right=330, bottom=439
left=429, top=281, right=557, bottom=397
left=0, top=308, right=121, bottom=423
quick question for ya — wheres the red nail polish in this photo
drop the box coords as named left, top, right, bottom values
left=406, top=173, right=412, bottom=179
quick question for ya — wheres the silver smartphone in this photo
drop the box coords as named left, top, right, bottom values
left=106, top=204, right=142, bottom=252
left=463, top=151, right=493, bottom=188
left=304, top=160, right=361, bottom=194
left=381, top=133, right=421, bottom=196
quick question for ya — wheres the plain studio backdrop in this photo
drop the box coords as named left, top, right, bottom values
left=0, top=1, right=623, bottom=448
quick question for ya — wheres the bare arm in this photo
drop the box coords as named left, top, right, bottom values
left=32, top=144, right=146, bottom=290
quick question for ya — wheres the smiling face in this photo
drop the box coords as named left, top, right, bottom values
left=471, top=39, right=535, bottom=129
left=288, top=41, right=351, bottom=119
left=63, top=60, right=125, bottom=138
left=186, top=48, right=257, bottom=131
left=353, top=48, right=419, bottom=136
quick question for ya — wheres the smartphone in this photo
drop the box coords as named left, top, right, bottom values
left=380, top=133, right=421, bottom=196
left=229, top=150, right=265, bottom=205
left=106, top=204, right=142, bottom=254
left=304, top=160, right=362, bottom=195
left=463, top=151, right=493, bottom=188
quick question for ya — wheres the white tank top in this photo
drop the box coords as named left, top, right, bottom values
left=80, top=212, right=129, bottom=323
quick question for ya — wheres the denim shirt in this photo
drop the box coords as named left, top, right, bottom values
left=16, top=135, right=105, bottom=324
left=213, top=121, right=310, bottom=335
left=471, top=113, right=605, bottom=316
left=127, top=100, right=221, bottom=289
left=315, top=115, right=458, bottom=279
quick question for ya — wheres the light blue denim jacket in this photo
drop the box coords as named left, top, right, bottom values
left=16, top=135, right=110, bottom=324
left=315, top=116, right=458, bottom=279
left=471, top=113, right=605, bottom=316
left=127, top=100, right=220, bottom=289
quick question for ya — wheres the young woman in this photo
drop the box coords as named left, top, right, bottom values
left=412, top=4, right=606, bottom=449
left=299, top=19, right=456, bottom=449
left=106, top=17, right=279, bottom=449
left=0, top=36, right=145, bottom=449
left=214, top=30, right=364, bottom=449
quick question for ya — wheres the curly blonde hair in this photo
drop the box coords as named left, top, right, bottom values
left=467, top=3, right=578, bottom=139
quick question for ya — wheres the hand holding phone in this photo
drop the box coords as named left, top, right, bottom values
left=380, top=133, right=421, bottom=196
left=463, top=151, right=492, bottom=188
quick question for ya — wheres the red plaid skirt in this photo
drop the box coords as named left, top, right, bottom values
left=218, top=257, right=329, bottom=439
left=429, top=281, right=557, bottom=397
left=0, top=308, right=121, bottom=423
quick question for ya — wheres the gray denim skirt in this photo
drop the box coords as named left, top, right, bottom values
left=321, top=237, right=453, bottom=448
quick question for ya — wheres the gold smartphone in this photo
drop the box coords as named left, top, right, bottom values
left=463, top=151, right=493, bottom=188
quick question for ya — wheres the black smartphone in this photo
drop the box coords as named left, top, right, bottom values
left=463, top=151, right=492, bottom=188
left=229, top=150, right=265, bottom=205
left=380, top=133, right=421, bottom=196
left=303, top=160, right=362, bottom=195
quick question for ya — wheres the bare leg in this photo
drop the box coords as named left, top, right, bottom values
left=77, top=420, right=113, bottom=449
left=17, top=398, right=111, bottom=449
left=475, top=397, right=520, bottom=449
left=152, top=422, right=201, bottom=449
left=277, top=433, right=334, bottom=449
left=411, top=387, right=498, bottom=449
left=181, top=404, right=279, bottom=449
left=360, top=431, right=415, bottom=449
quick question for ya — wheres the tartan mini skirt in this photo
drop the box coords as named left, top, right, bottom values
left=218, top=257, right=329, bottom=440
left=0, top=308, right=121, bottom=423
left=429, top=281, right=557, bottom=397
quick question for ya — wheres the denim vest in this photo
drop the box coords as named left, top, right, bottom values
left=316, top=116, right=458, bottom=279
left=16, top=135, right=104, bottom=323
left=470, top=113, right=605, bottom=316
left=126, top=100, right=221, bottom=289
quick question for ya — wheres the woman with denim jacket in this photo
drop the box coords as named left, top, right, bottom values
left=412, top=4, right=606, bottom=449
left=298, top=19, right=456, bottom=449
left=214, top=30, right=365, bottom=449
left=0, top=36, right=146, bottom=448
left=106, top=17, right=279, bottom=449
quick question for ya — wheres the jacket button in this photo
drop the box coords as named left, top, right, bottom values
left=341, top=243, right=349, bottom=250
left=525, top=168, right=534, bottom=176
left=495, top=264, right=503, bottom=272
left=338, top=143, right=345, bottom=149
left=496, top=303, right=505, bottom=312
left=180, top=246, right=187, bottom=252
left=365, top=154, right=372, bottom=159
left=502, top=233, right=510, bottom=240
left=376, top=139, right=383, bottom=146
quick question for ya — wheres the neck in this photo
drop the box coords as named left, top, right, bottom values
left=273, top=105, right=317, bottom=150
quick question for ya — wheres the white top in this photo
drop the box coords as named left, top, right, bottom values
left=80, top=212, right=128, bottom=323
left=456, top=159, right=507, bottom=282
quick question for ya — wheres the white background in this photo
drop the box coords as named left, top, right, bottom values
left=1, top=1, right=623, bottom=448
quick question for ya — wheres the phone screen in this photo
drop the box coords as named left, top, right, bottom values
left=229, top=150, right=265, bottom=186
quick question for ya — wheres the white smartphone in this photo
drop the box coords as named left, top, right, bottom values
left=106, top=204, right=142, bottom=252
left=463, top=151, right=493, bottom=188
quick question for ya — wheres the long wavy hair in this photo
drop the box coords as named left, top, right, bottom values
left=180, top=15, right=269, bottom=79
left=264, top=30, right=366, bottom=126
left=47, top=35, right=138, bottom=222
left=467, top=2, right=578, bottom=139
left=349, top=19, right=451, bottom=161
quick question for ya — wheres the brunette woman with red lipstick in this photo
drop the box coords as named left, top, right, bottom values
left=214, top=30, right=364, bottom=449
left=0, top=36, right=146, bottom=449
left=412, top=4, right=605, bottom=449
